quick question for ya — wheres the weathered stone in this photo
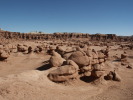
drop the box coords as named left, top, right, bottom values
left=113, top=71, right=121, bottom=81
left=126, top=64, right=132, bottom=69
left=69, top=51, right=91, bottom=67
left=17, top=45, right=28, bottom=52
left=91, top=59, right=99, bottom=65
left=80, top=65, right=92, bottom=72
left=48, top=64, right=79, bottom=82
left=98, top=52, right=105, bottom=59
left=0, top=50, right=9, bottom=60
left=52, top=50, right=62, bottom=57
left=91, top=70, right=105, bottom=78
left=106, top=71, right=114, bottom=80
left=121, top=52, right=127, bottom=62
left=92, top=64, right=103, bottom=71
left=106, top=70, right=121, bottom=82
left=92, top=52, right=98, bottom=59
left=99, top=58, right=105, bottom=63
left=63, top=52, right=72, bottom=60
left=49, top=56, right=65, bottom=67
left=84, top=71, right=91, bottom=76
left=56, top=46, right=65, bottom=56
left=28, top=46, right=33, bottom=53
left=66, top=60, right=79, bottom=70
left=85, top=49, right=92, bottom=57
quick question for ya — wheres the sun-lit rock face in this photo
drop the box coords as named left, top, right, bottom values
left=49, top=51, right=65, bottom=67
left=48, top=60, right=79, bottom=82
left=46, top=43, right=124, bottom=83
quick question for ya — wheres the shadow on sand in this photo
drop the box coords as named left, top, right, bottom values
left=36, top=64, right=51, bottom=71
left=112, top=59, right=121, bottom=62
left=80, top=76, right=98, bottom=83
left=128, top=56, right=133, bottom=59
left=36, top=60, right=51, bottom=71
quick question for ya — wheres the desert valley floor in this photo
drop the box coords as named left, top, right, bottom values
left=0, top=40, right=133, bottom=100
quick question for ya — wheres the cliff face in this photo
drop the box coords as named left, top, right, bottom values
left=0, top=30, right=132, bottom=42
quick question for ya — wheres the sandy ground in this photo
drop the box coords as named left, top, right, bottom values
left=0, top=44, right=133, bottom=100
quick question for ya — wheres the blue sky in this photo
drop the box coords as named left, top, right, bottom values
left=0, top=0, right=133, bottom=36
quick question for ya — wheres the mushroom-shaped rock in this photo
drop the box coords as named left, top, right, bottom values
left=91, top=63, right=106, bottom=78
left=69, top=51, right=91, bottom=67
left=80, top=65, right=92, bottom=72
left=0, top=50, right=9, bottom=61
left=48, top=64, right=79, bottom=82
left=17, top=45, right=28, bottom=52
left=34, top=46, right=43, bottom=53
left=106, top=70, right=121, bottom=82
left=49, top=51, right=65, bottom=67
left=92, top=64, right=104, bottom=71
left=91, top=71, right=105, bottom=78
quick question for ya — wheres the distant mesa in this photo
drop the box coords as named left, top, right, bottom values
left=0, top=29, right=132, bottom=42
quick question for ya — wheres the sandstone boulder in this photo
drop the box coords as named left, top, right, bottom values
left=65, top=60, right=79, bottom=70
left=126, top=64, right=132, bottom=69
left=0, top=50, right=9, bottom=61
left=91, top=63, right=106, bottom=78
left=49, top=51, right=65, bottom=67
left=63, top=52, right=72, bottom=60
left=98, top=52, right=105, bottom=59
left=34, top=46, right=43, bottom=53
left=113, top=71, right=121, bottom=81
left=56, top=46, right=65, bottom=56
left=28, top=46, right=33, bottom=53
left=106, top=70, right=121, bottom=82
left=0, top=45, right=4, bottom=49
left=48, top=64, right=78, bottom=82
left=85, top=49, right=92, bottom=57
left=91, top=70, right=105, bottom=78
left=121, top=52, right=127, bottom=62
left=17, top=45, right=28, bottom=52
left=69, top=51, right=91, bottom=67
left=92, top=64, right=104, bottom=71
left=80, top=65, right=92, bottom=72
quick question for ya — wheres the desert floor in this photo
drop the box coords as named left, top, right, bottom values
left=0, top=42, right=133, bottom=100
